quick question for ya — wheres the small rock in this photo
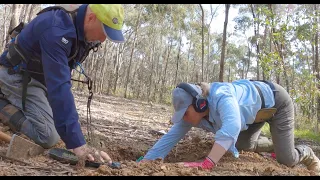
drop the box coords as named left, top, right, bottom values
left=160, top=165, right=166, bottom=170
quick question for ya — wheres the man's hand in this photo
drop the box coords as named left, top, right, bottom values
left=182, top=157, right=215, bottom=170
left=72, top=144, right=112, bottom=164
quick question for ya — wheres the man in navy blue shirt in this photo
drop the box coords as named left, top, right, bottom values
left=0, top=4, right=125, bottom=164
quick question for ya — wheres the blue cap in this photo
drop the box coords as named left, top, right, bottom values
left=103, top=24, right=124, bottom=43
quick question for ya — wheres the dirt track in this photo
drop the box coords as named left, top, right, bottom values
left=0, top=91, right=319, bottom=176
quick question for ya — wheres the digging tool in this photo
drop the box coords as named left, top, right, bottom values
left=0, top=131, right=44, bottom=160
left=48, top=148, right=121, bottom=169
left=136, top=156, right=144, bottom=162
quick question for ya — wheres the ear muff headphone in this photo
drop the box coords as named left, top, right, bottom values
left=176, top=83, right=208, bottom=113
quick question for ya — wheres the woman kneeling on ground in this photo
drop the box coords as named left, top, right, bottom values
left=141, top=79, right=320, bottom=173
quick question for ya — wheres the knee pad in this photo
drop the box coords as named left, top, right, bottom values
left=0, top=98, right=27, bottom=132
left=255, top=136, right=274, bottom=153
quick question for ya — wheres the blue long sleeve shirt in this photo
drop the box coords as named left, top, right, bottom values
left=0, top=5, right=90, bottom=149
left=144, top=79, right=275, bottom=160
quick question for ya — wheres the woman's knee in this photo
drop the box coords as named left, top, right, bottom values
left=276, top=156, right=297, bottom=167
left=273, top=145, right=299, bottom=167
left=235, top=140, right=256, bottom=152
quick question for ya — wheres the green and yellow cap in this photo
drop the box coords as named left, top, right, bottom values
left=89, top=4, right=125, bottom=43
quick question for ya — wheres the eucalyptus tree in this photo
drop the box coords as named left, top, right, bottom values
left=219, top=4, right=230, bottom=82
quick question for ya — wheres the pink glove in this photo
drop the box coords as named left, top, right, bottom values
left=183, top=157, right=215, bottom=170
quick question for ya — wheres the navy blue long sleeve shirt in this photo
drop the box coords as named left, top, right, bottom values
left=0, top=5, right=90, bottom=149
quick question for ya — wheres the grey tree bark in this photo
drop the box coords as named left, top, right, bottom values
left=219, top=4, right=230, bottom=82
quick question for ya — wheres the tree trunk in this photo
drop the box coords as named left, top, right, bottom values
left=192, top=57, right=197, bottom=82
left=135, top=46, right=146, bottom=99
left=314, top=4, right=320, bottom=133
left=206, top=5, right=217, bottom=82
left=200, top=4, right=205, bottom=82
left=187, top=31, right=193, bottom=83
left=174, top=28, right=182, bottom=85
left=28, top=4, right=38, bottom=22
left=246, top=44, right=252, bottom=79
left=107, top=44, right=118, bottom=95
left=261, top=23, right=268, bottom=80
left=2, top=5, right=9, bottom=50
left=112, top=44, right=124, bottom=94
left=153, top=34, right=164, bottom=101
left=250, top=4, right=261, bottom=80
left=160, top=40, right=173, bottom=103
left=6, top=4, right=23, bottom=44
left=268, top=4, right=280, bottom=84
left=147, top=36, right=156, bottom=102
left=228, top=65, right=231, bottom=82
left=206, top=33, right=211, bottom=82
left=124, top=5, right=142, bottom=98
left=219, top=4, right=230, bottom=82
left=98, top=42, right=110, bottom=93
left=24, top=4, right=33, bottom=22
left=19, top=4, right=26, bottom=23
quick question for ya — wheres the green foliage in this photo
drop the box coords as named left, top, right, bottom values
left=262, top=122, right=320, bottom=144
left=294, top=129, right=320, bottom=143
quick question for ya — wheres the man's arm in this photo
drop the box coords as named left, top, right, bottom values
left=39, top=26, right=86, bottom=149
left=143, top=120, right=192, bottom=160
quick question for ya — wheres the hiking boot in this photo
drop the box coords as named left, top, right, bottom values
left=0, top=97, right=26, bottom=133
left=255, top=135, right=274, bottom=153
left=296, top=145, right=320, bottom=173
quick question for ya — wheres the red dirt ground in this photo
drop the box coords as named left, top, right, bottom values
left=0, top=91, right=318, bottom=176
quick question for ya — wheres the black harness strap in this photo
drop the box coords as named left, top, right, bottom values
left=250, top=80, right=266, bottom=109
left=21, top=70, right=30, bottom=111
left=250, top=79, right=278, bottom=109
left=253, top=84, right=265, bottom=109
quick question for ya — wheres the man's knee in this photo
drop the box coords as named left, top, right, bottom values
left=0, top=101, right=59, bottom=148
left=0, top=97, right=26, bottom=132
left=38, top=130, right=60, bottom=148
left=21, top=120, right=60, bottom=149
